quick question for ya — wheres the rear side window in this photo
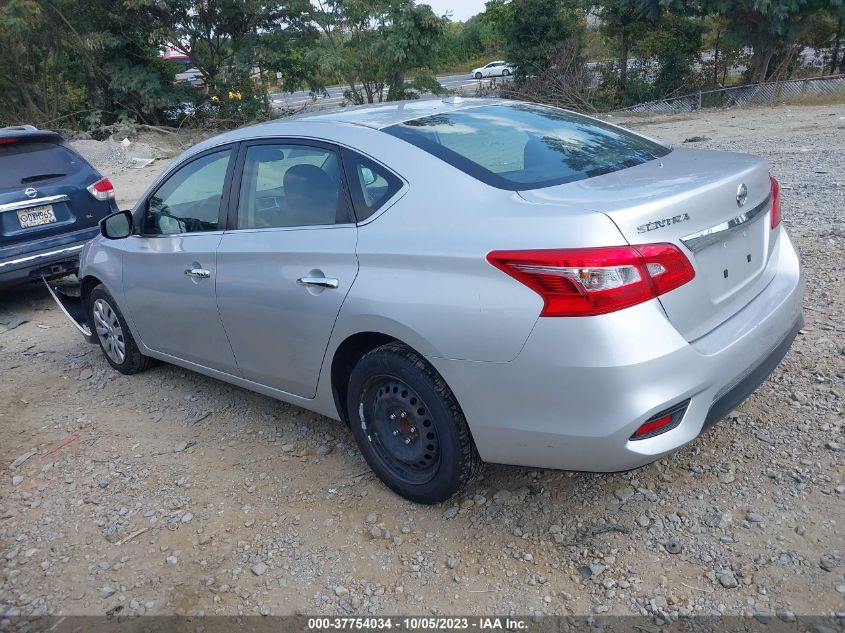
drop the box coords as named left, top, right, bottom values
left=341, top=149, right=403, bottom=222
left=236, top=143, right=350, bottom=229
left=383, top=103, right=671, bottom=191
left=0, top=142, right=86, bottom=189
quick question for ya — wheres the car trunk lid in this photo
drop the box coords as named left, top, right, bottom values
left=518, top=148, right=776, bottom=341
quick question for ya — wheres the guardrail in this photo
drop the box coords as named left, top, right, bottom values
left=614, top=74, right=845, bottom=114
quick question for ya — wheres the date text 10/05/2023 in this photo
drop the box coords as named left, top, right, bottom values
left=307, top=617, right=529, bottom=630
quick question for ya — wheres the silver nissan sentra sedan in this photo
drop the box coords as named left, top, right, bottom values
left=48, top=97, right=804, bottom=504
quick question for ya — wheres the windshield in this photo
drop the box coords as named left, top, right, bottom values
left=382, top=103, right=671, bottom=191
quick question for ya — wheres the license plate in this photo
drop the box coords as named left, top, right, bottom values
left=17, top=205, right=57, bottom=228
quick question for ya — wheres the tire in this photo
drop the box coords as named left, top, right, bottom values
left=88, top=285, right=153, bottom=375
left=502, top=68, right=510, bottom=76
left=346, top=342, right=482, bottom=504
left=474, top=72, right=483, bottom=80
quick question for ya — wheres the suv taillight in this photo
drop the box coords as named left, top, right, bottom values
left=487, top=243, right=695, bottom=317
left=770, top=176, right=781, bottom=229
left=86, top=177, right=115, bottom=201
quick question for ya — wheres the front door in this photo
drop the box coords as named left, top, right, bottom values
left=215, top=141, right=358, bottom=398
left=120, top=146, right=238, bottom=372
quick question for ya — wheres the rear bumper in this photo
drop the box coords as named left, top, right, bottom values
left=0, top=227, right=98, bottom=287
left=430, top=230, right=804, bottom=472
left=701, top=315, right=801, bottom=432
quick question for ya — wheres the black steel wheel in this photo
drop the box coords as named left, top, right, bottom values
left=347, top=342, right=482, bottom=504
left=359, top=376, right=441, bottom=485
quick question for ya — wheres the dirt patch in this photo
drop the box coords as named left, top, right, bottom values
left=69, top=129, right=212, bottom=209
left=1, top=104, right=843, bottom=619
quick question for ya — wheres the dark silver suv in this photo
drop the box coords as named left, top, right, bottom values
left=0, top=125, right=118, bottom=288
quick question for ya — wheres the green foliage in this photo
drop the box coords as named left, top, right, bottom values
left=484, top=0, right=586, bottom=80
left=4, top=0, right=843, bottom=129
left=313, top=0, right=446, bottom=104
left=434, top=16, right=501, bottom=72
left=0, top=0, right=193, bottom=128
left=149, top=0, right=317, bottom=98
left=695, top=0, right=844, bottom=81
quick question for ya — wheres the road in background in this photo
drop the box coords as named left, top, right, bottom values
left=269, top=73, right=510, bottom=110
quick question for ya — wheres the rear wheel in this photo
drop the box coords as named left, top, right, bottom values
left=89, top=285, right=153, bottom=375
left=347, top=342, right=482, bottom=504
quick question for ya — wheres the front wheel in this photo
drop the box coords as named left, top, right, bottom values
left=474, top=72, right=483, bottom=80
left=89, top=285, right=153, bottom=375
left=502, top=69, right=510, bottom=76
left=347, top=342, right=482, bottom=504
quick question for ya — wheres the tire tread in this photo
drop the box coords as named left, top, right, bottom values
left=352, top=342, right=482, bottom=503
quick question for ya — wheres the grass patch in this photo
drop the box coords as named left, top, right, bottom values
left=771, top=88, right=845, bottom=107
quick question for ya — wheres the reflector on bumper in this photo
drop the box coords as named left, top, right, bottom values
left=630, top=399, right=689, bottom=441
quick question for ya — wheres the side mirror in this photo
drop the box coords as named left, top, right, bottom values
left=100, top=210, right=133, bottom=240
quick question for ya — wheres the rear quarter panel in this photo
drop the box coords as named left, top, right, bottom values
left=323, top=126, right=628, bottom=365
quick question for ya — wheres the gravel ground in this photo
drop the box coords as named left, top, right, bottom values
left=0, top=104, right=843, bottom=621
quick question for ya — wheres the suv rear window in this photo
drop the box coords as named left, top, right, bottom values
left=383, top=103, right=671, bottom=191
left=0, top=142, right=85, bottom=189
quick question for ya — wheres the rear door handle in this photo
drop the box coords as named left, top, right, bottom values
left=296, top=276, right=339, bottom=289
left=185, top=268, right=211, bottom=279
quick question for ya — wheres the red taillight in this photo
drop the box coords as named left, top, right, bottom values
left=769, top=176, right=781, bottom=229
left=487, top=243, right=695, bottom=317
left=0, top=138, right=18, bottom=145
left=86, top=177, right=115, bottom=201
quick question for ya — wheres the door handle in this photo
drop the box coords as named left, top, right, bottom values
left=184, top=268, right=211, bottom=279
left=296, top=276, right=339, bottom=289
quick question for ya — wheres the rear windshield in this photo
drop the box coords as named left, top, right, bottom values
left=383, top=103, right=671, bottom=190
left=0, top=142, right=85, bottom=189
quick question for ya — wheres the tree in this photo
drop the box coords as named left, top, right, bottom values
left=0, top=0, right=191, bottom=128
left=697, top=0, right=842, bottom=82
left=484, top=0, right=586, bottom=81
left=594, top=0, right=655, bottom=94
left=149, top=0, right=315, bottom=97
left=313, top=0, right=445, bottom=104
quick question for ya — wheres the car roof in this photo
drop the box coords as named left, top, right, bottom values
left=266, top=97, right=507, bottom=131
left=182, top=97, right=512, bottom=158
left=286, top=97, right=507, bottom=129
left=0, top=125, right=63, bottom=143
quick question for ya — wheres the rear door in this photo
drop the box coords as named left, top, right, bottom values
left=119, top=145, right=238, bottom=372
left=215, top=139, right=359, bottom=398
left=0, top=139, right=112, bottom=248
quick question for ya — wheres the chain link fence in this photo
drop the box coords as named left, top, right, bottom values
left=614, top=74, right=845, bottom=114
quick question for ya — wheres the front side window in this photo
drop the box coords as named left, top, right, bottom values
left=341, top=149, right=403, bottom=222
left=144, top=149, right=232, bottom=235
left=237, top=144, right=348, bottom=229
left=383, top=103, right=671, bottom=191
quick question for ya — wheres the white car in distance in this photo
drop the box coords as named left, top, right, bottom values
left=471, top=61, right=514, bottom=80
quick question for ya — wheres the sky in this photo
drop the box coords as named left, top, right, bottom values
left=424, top=0, right=488, bottom=22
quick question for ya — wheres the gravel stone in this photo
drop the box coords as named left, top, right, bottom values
left=718, top=571, right=739, bottom=589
